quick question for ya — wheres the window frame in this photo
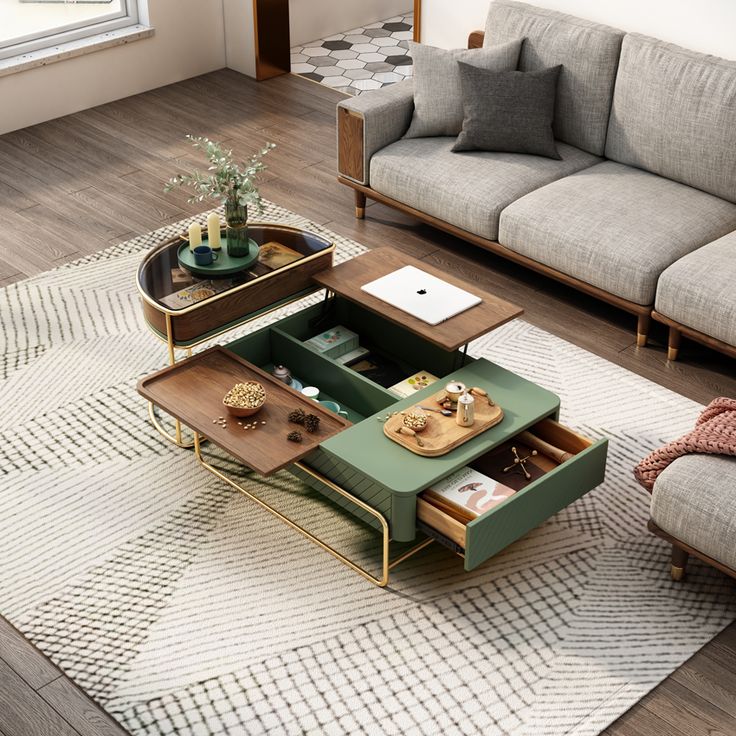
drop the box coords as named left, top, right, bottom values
left=0, top=0, right=139, bottom=60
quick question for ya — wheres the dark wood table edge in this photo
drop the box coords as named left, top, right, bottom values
left=312, top=247, right=524, bottom=352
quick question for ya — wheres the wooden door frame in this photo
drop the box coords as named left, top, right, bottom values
left=253, top=0, right=291, bottom=81
left=414, top=0, right=422, bottom=41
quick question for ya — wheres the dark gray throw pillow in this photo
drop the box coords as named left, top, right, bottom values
left=404, top=40, right=522, bottom=139
left=452, top=64, right=562, bottom=159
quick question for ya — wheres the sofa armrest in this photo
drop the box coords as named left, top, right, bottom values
left=468, top=30, right=485, bottom=49
left=337, top=79, right=414, bottom=186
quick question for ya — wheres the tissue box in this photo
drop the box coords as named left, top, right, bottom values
left=304, top=325, right=360, bottom=359
left=388, top=370, right=440, bottom=398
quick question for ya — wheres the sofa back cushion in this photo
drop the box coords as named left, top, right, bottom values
left=605, top=34, right=736, bottom=204
left=484, top=0, right=624, bottom=156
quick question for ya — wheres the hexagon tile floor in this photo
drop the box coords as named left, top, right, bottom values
left=290, top=12, right=413, bottom=96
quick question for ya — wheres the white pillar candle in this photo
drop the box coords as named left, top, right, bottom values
left=207, top=213, right=221, bottom=250
left=188, top=223, right=202, bottom=251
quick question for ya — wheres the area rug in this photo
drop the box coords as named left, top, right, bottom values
left=1, top=201, right=734, bottom=736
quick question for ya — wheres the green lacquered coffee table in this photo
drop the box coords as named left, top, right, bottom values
left=138, top=248, right=608, bottom=587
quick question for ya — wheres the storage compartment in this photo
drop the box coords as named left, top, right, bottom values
left=416, top=418, right=608, bottom=569
left=274, top=296, right=469, bottom=392
left=225, top=303, right=399, bottom=423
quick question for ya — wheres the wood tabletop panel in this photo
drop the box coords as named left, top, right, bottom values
left=137, top=347, right=349, bottom=475
left=313, top=248, right=523, bottom=351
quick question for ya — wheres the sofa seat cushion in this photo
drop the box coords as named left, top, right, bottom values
left=651, top=454, right=736, bottom=572
left=498, top=161, right=736, bottom=305
left=655, top=232, right=736, bottom=348
left=369, top=137, right=600, bottom=241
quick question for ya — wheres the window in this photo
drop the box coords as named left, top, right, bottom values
left=0, top=0, right=139, bottom=60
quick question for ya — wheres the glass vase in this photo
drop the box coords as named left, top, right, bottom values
left=225, top=198, right=249, bottom=257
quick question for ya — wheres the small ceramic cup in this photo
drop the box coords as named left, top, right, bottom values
left=445, top=380, right=466, bottom=403
left=301, top=386, right=320, bottom=400
left=193, top=245, right=219, bottom=266
left=319, top=400, right=348, bottom=417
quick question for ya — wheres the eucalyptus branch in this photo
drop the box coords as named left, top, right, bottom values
left=164, top=135, right=276, bottom=210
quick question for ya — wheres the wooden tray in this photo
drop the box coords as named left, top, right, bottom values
left=137, top=346, right=350, bottom=475
left=383, top=399, right=504, bottom=457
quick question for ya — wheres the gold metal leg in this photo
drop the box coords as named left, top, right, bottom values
left=146, top=314, right=195, bottom=447
left=193, top=432, right=432, bottom=587
left=148, top=402, right=197, bottom=448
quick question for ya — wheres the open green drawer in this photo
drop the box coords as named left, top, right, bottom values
left=416, top=418, right=608, bottom=570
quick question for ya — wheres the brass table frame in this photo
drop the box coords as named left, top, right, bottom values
left=193, top=432, right=433, bottom=587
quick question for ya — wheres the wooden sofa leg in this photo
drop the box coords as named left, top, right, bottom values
left=667, top=326, right=681, bottom=361
left=636, top=313, right=651, bottom=347
left=355, top=191, right=366, bottom=220
left=671, top=545, right=689, bottom=581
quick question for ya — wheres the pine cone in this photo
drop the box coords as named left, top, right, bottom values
left=287, top=430, right=303, bottom=443
left=304, top=414, right=320, bottom=434
left=288, top=408, right=306, bottom=425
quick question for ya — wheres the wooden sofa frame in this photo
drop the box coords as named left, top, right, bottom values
left=336, top=29, right=736, bottom=362
left=648, top=519, right=736, bottom=582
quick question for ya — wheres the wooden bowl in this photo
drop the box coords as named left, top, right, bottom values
left=403, top=409, right=429, bottom=433
left=222, top=382, right=266, bottom=416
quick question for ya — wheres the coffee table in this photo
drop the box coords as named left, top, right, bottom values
left=138, top=244, right=608, bottom=586
left=136, top=223, right=334, bottom=445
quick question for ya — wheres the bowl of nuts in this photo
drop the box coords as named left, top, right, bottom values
left=223, top=381, right=266, bottom=416
left=403, top=408, right=428, bottom=433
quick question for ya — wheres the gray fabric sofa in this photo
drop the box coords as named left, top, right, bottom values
left=336, top=0, right=736, bottom=359
left=649, top=455, right=736, bottom=581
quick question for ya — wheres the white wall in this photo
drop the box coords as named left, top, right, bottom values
left=223, top=0, right=256, bottom=77
left=0, top=0, right=226, bottom=135
left=289, top=0, right=412, bottom=47
left=420, top=0, right=736, bottom=59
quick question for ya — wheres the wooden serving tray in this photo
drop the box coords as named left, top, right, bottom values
left=137, top=346, right=350, bottom=475
left=383, top=400, right=504, bottom=457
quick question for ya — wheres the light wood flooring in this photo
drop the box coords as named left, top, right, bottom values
left=0, top=69, right=734, bottom=736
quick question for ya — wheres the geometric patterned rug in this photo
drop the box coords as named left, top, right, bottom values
left=1, top=201, right=734, bottom=736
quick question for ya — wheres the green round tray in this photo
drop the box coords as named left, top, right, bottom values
left=177, top=237, right=259, bottom=278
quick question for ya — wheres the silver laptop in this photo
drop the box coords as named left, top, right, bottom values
left=361, top=266, right=482, bottom=325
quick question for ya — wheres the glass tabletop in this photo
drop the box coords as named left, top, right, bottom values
left=137, top=223, right=333, bottom=313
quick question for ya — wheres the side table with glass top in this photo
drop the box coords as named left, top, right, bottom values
left=136, top=223, right=335, bottom=446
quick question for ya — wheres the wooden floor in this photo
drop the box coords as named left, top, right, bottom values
left=0, top=69, right=734, bottom=736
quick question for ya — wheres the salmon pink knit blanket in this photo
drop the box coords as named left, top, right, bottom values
left=634, top=397, right=736, bottom=491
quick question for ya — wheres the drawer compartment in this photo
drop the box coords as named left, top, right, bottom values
left=416, top=418, right=607, bottom=570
